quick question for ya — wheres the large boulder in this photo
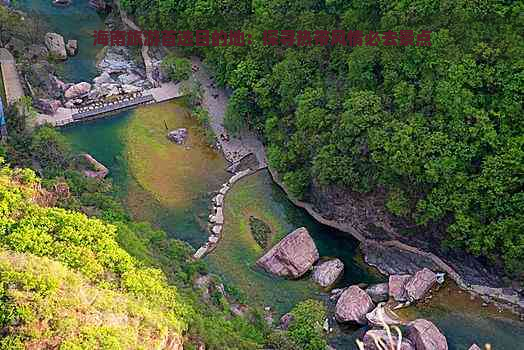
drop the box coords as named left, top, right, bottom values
left=312, top=258, right=344, bottom=288
left=406, top=319, right=448, bottom=350
left=335, top=285, right=374, bottom=324
left=66, top=39, right=78, bottom=56
left=65, top=82, right=91, bottom=99
left=35, top=99, right=61, bottom=114
left=362, top=330, right=415, bottom=350
left=389, top=274, right=411, bottom=302
left=256, top=227, right=319, bottom=279
left=366, top=283, right=389, bottom=303
left=405, top=268, right=437, bottom=301
left=45, top=33, right=67, bottom=60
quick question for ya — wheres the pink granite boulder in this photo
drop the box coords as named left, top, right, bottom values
left=406, top=319, right=448, bottom=350
left=256, top=227, right=319, bottom=278
left=335, top=285, right=374, bottom=324
left=389, top=274, right=411, bottom=302
left=405, top=268, right=437, bottom=301
left=65, top=82, right=91, bottom=99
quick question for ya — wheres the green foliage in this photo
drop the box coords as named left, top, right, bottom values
left=162, top=54, right=192, bottom=82
left=30, top=125, right=72, bottom=177
left=266, top=300, right=327, bottom=350
left=248, top=216, right=271, bottom=249
left=288, top=300, right=327, bottom=350
left=0, top=163, right=268, bottom=349
left=121, top=0, right=524, bottom=274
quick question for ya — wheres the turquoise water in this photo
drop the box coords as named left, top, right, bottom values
left=21, top=0, right=524, bottom=349
left=62, top=109, right=226, bottom=248
left=15, top=0, right=105, bottom=82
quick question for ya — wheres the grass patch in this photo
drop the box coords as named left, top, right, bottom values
left=123, top=101, right=228, bottom=207
left=249, top=215, right=272, bottom=249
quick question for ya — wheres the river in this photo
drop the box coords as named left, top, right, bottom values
left=18, top=1, right=524, bottom=349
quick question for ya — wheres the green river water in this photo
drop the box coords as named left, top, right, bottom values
left=17, top=1, right=524, bottom=349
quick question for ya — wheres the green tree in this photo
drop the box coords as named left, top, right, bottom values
left=162, top=54, right=192, bottom=82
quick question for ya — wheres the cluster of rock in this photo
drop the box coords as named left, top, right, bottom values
left=167, top=128, right=188, bottom=144
left=261, top=232, right=451, bottom=350
left=327, top=268, right=450, bottom=350
left=256, top=227, right=345, bottom=289
left=44, top=32, right=76, bottom=60
left=33, top=7, right=163, bottom=116
left=360, top=319, right=448, bottom=350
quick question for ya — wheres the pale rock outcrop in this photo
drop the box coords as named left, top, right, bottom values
left=49, top=74, right=67, bottom=92
left=406, top=319, right=448, bottom=350
left=118, top=72, right=144, bottom=85
left=65, top=82, right=91, bottom=99
left=405, top=268, right=437, bottom=301
left=256, top=227, right=319, bottom=278
left=93, top=72, right=115, bottom=85
left=335, top=285, right=374, bottom=324
left=66, top=39, right=78, bottom=56
left=45, top=32, right=67, bottom=60
left=210, top=207, right=224, bottom=225
left=82, top=153, right=109, bottom=179
left=26, top=44, right=49, bottom=60
left=365, top=302, right=402, bottom=327
left=89, top=0, right=107, bottom=12
left=312, top=258, right=344, bottom=288
left=389, top=274, right=411, bottom=302
left=362, top=330, right=415, bottom=350
left=366, top=283, right=389, bottom=303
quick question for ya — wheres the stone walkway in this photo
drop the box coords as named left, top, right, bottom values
left=189, top=58, right=269, bottom=259
left=0, top=48, right=24, bottom=105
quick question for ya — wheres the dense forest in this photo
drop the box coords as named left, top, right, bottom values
left=120, top=0, right=524, bottom=276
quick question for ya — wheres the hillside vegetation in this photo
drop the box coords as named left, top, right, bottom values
left=0, top=161, right=269, bottom=349
left=121, top=0, right=524, bottom=276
